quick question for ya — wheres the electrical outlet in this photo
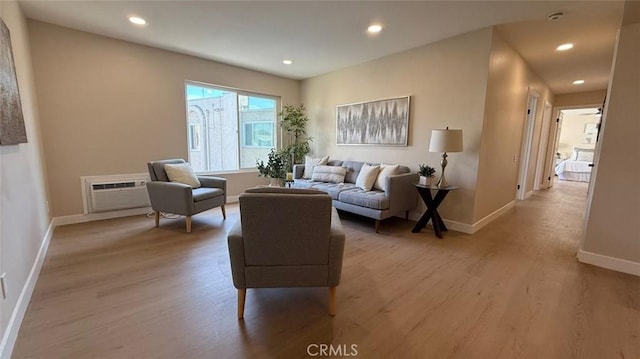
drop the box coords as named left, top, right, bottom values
left=1, top=273, right=6, bottom=299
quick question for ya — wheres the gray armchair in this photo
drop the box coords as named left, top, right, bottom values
left=227, top=187, right=345, bottom=319
left=146, top=159, right=226, bottom=233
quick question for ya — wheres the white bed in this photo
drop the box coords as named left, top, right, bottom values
left=555, top=147, right=594, bottom=182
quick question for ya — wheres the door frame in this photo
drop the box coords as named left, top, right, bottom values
left=544, top=104, right=602, bottom=189
left=516, top=90, right=539, bottom=200
left=534, top=100, right=553, bottom=190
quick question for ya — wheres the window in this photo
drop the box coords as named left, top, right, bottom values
left=185, top=83, right=278, bottom=172
left=243, top=122, right=273, bottom=148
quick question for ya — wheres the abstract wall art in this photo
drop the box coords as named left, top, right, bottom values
left=1, top=17, right=27, bottom=145
left=336, top=96, right=409, bottom=146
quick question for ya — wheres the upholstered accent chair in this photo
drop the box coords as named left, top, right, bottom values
left=146, top=159, right=226, bottom=233
left=227, top=187, right=346, bottom=319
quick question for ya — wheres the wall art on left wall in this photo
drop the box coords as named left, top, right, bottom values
left=0, top=17, right=27, bottom=145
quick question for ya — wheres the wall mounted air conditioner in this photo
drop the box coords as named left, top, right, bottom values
left=81, top=173, right=151, bottom=214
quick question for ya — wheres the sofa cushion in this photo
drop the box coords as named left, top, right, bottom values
left=312, top=165, right=347, bottom=184
left=342, top=160, right=365, bottom=183
left=338, top=188, right=390, bottom=210
left=355, top=164, right=380, bottom=191
left=292, top=179, right=317, bottom=189
left=192, top=187, right=224, bottom=202
left=374, top=164, right=399, bottom=191
left=303, top=155, right=329, bottom=179
left=310, top=182, right=357, bottom=200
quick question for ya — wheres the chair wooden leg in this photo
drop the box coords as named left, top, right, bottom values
left=186, top=216, right=192, bottom=233
left=238, top=289, right=246, bottom=319
left=154, top=211, right=160, bottom=227
left=375, top=220, right=381, bottom=233
left=329, top=286, right=337, bottom=316
left=221, top=205, right=226, bottom=220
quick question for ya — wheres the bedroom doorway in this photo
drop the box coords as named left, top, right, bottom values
left=549, top=107, right=601, bottom=188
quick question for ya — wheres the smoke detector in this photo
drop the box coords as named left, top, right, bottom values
left=547, top=11, right=564, bottom=21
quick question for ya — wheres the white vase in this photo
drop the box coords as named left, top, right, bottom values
left=419, top=176, right=435, bottom=186
left=269, top=177, right=283, bottom=187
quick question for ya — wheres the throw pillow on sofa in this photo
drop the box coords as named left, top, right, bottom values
left=303, top=155, right=329, bottom=179
left=311, top=165, right=347, bottom=184
left=355, top=164, right=380, bottom=191
left=164, top=163, right=201, bottom=188
left=374, top=163, right=399, bottom=191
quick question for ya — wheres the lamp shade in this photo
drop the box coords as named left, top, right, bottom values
left=428, top=129, right=463, bottom=153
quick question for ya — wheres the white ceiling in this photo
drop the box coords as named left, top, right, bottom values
left=18, top=1, right=624, bottom=94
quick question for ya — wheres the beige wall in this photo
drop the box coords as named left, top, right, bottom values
left=0, top=1, right=50, bottom=355
left=301, top=28, right=493, bottom=224
left=582, top=17, right=640, bottom=264
left=28, top=21, right=300, bottom=217
left=473, top=29, right=553, bottom=222
left=554, top=90, right=607, bottom=108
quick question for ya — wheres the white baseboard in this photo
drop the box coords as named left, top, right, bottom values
left=227, top=195, right=239, bottom=203
left=577, top=250, right=640, bottom=277
left=407, top=201, right=515, bottom=235
left=53, top=207, right=153, bottom=226
left=0, top=221, right=55, bottom=359
left=442, top=219, right=474, bottom=234
left=525, top=190, right=534, bottom=199
left=470, top=201, right=515, bottom=234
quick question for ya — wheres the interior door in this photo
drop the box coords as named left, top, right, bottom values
left=534, top=101, right=553, bottom=190
left=544, top=110, right=564, bottom=188
left=516, top=92, right=538, bottom=200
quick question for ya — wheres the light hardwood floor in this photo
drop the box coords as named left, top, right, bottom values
left=12, top=180, right=640, bottom=358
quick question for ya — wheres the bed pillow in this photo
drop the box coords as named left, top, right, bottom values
left=164, top=163, right=201, bottom=188
left=311, top=165, right=347, bottom=184
left=355, top=164, right=381, bottom=191
left=303, top=155, right=330, bottom=179
left=576, top=151, right=594, bottom=162
left=374, top=163, right=399, bottom=191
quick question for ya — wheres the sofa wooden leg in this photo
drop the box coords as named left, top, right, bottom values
left=154, top=211, right=160, bottom=227
left=238, top=289, right=246, bottom=319
left=186, top=216, right=192, bottom=233
left=221, top=205, right=227, bottom=220
left=375, top=220, right=381, bottom=233
left=329, top=286, right=337, bottom=316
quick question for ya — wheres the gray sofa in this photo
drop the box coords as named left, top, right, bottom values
left=292, top=160, right=418, bottom=232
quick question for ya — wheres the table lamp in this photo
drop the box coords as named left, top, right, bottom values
left=428, top=127, right=463, bottom=188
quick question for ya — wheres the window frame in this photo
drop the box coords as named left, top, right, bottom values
left=184, top=81, right=281, bottom=174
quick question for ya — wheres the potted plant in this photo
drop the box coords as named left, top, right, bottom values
left=280, top=104, right=312, bottom=169
left=256, top=149, right=287, bottom=186
left=418, top=164, right=436, bottom=186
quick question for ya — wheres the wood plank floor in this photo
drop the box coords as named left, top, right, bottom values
left=12, top=180, right=640, bottom=358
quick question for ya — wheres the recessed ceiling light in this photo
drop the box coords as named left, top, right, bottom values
left=556, top=43, right=574, bottom=51
left=573, top=80, right=585, bottom=85
left=282, top=60, right=293, bottom=65
left=128, top=16, right=147, bottom=26
left=367, top=24, right=382, bottom=33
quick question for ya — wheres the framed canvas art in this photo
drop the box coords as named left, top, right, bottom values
left=0, top=17, right=27, bottom=145
left=336, top=96, right=409, bottom=146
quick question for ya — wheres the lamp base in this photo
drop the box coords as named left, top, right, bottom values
left=436, top=176, right=449, bottom=188
left=437, top=152, right=449, bottom=188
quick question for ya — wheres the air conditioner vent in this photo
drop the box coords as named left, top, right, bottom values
left=92, top=181, right=137, bottom=190
left=81, top=174, right=151, bottom=214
